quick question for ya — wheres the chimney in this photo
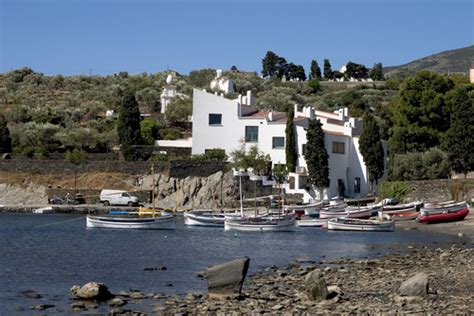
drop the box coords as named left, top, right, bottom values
left=238, top=94, right=242, bottom=104
left=246, top=90, right=252, bottom=105
left=268, top=112, right=273, bottom=121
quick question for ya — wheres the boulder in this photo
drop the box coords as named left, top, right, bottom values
left=206, top=257, right=250, bottom=297
left=70, top=282, right=114, bottom=301
left=304, top=269, right=328, bottom=301
left=399, top=273, right=429, bottom=296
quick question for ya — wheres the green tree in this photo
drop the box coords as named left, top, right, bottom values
left=187, top=69, right=216, bottom=88
left=309, top=60, right=322, bottom=80
left=140, top=118, right=162, bottom=145
left=304, top=79, right=320, bottom=95
left=304, top=119, right=330, bottom=199
left=389, top=71, right=454, bottom=154
left=0, top=114, right=12, bottom=153
left=261, top=51, right=288, bottom=79
left=65, top=148, right=88, bottom=164
left=165, top=96, right=192, bottom=124
left=323, top=59, right=333, bottom=80
left=285, top=109, right=297, bottom=172
left=359, top=112, right=385, bottom=193
left=442, top=85, right=474, bottom=177
left=370, top=63, right=384, bottom=81
left=345, top=61, right=369, bottom=80
left=285, top=63, right=306, bottom=81
left=117, top=89, right=142, bottom=160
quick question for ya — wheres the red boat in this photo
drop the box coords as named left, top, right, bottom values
left=418, top=207, right=469, bottom=224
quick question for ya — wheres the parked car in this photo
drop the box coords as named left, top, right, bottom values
left=99, top=189, right=139, bottom=206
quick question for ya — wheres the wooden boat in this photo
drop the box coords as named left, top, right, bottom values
left=418, top=207, right=469, bottom=224
left=33, top=207, right=54, bottom=214
left=383, top=201, right=423, bottom=211
left=224, top=215, right=295, bottom=232
left=327, top=217, right=395, bottom=232
left=378, top=206, right=417, bottom=218
left=283, top=201, right=323, bottom=212
left=344, top=196, right=376, bottom=206
left=420, top=201, right=467, bottom=215
left=346, top=205, right=379, bottom=219
left=86, top=213, right=176, bottom=230
left=183, top=210, right=226, bottom=227
left=295, top=218, right=328, bottom=227
left=384, top=211, right=419, bottom=221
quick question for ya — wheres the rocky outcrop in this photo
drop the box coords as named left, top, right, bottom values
left=399, top=272, right=429, bottom=296
left=206, top=257, right=250, bottom=297
left=70, top=282, right=114, bottom=301
left=304, top=269, right=328, bottom=301
left=0, top=183, right=48, bottom=205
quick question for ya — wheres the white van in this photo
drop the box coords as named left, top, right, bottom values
left=100, top=190, right=139, bottom=206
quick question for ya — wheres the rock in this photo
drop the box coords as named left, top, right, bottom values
left=207, top=257, right=250, bottom=298
left=109, top=298, right=126, bottom=307
left=196, top=269, right=207, bottom=278
left=458, top=233, right=465, bottom=237
left=399, top=273, right=429, bottom=296
left=30, top=304, right=55, bottom=310
left=20, top=289, right=42, bottom=299
left=288, top=260, right=300, bottom=269
left=70, top=282, right=114, bottom=300
left=129, top=291, right=145, bottom=299
left=304, top=269, right=328, bottom=301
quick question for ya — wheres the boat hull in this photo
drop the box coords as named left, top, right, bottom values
left=224, top=218, right=295, bottom=232
left=295, top=219, right=327, bottom=227
left=183, top=212, right=225, bottom=227
left=327, top=218, right=394, bottom=232
left=86, top=215, right=176, bottom=230
left=418, top=207, right=469, bottom=224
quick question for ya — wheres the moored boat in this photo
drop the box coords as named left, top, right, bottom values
left=33, top=207, right=54, bottom=214
left=420, top=201, right=467, bottom=215
left=183, top=210, right=226, bottom=227
left=418, top=206, right=469, bottom=224
left=384, top=211, right=419, bottom=221
left=327, top=217, right=395, bottom=232
left=86, top=214, right=176, bottom=230
left=224, top=215, right=295, bottom=232
left=295, top=218, right=328, bottom=227
left=378, top=206, right=417, bottom=218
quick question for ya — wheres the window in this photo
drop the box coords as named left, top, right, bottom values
left=354, top=177, right=361, bottom=194
left=302, top=144, right=307, bottom=156
left=209, top=113, right=222, bottom=125
left=272, top=137, right=284, bottom=149
left=245, top=126, right=258, bottom=142
left=332, top=141, right=345, bottom=154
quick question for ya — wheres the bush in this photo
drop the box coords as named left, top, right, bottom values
left=389, top=148, right=450, bottom=181
left=65, top=148, right=88, bottom=164
left=159, top=128, right=182, bottom=140
left=192, top=148, right=228, bottom=161
left=379, top=181, right=410, bottom=203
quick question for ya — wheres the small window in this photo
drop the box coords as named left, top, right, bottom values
left=122, top=193, right=129, bottom=197
left=354, top=177, right=361, bottom=194
left=272, top=137, right=284, bottom=149
left=302, top=144, right=307, bottom=156
left=209, top=113, right=222, bottom=125
left=332, top=141, right=345, bottom=154
left=245, top=126, right=258, bottom=142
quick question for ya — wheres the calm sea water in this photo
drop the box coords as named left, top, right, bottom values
left=0, top=213, right=458, bottom=314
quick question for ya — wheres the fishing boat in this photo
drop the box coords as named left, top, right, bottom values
left=384, top=211, right=419, bottom=221
left=33, top=207, right=54, bottom=214
left=418, top=201, right=469, bottom=223
left=295, top=218, right=328, bottom=228
left=86, top=213, right=176, bottom=229
left=284, top=201, right=324, bottom=217
left=378, top=206, right=418, bottom=219
left=327, top=217, right=395, bottom=232
left=224, top=215, right=295, bottom=232
left=183, top=210, right=226, bottom=227
left=383, top=201, right=423, bottom=211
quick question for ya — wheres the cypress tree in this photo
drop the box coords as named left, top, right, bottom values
left=0, top=114, right=12, bottom=153
left=323, top=59, right=333, bottom=80
left=304, top=119, right=330, bottom=195
left=370, top=63, right=384, bottom=81
left=309, top=60, right=322, bottom=80
left=285, top=109, right=297, bottom=172
left=117, top=89, right=142, bottom=160
left=359, top=112, right=385, bottom=193
left=442, top=85, right=474, bottom=177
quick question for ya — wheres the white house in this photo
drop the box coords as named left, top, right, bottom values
left=210, top=69, right=234, bottom=93
left=191, top=88, right=387, bottom=201
left=160, top=74, right=187, bottom=114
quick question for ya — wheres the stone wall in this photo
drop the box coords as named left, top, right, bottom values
left=404, top=179, right=474, bottom=202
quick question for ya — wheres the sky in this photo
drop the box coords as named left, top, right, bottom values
left=0, top=0, right=473, bottom=76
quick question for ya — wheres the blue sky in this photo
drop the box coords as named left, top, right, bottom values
left=1, top=0, right=472, bottom=76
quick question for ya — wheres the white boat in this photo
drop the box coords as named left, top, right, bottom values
left=295, top=218, right=328, bottom=227
left=420, top=201, right=467, bottom=215
left=378, top=205, right=417, bottom=218
left=327, top=217, right=395, bottom=232
left=224, top=216, right=295, bottom=232
left=345, top=206, right=378, bottom=219
left=33, top=207, right=53, bottom=214
left=283, top=201, right=324, bottom=212
left=86, top=214, right=176, bottom=230
left=383, top=201, right=423, bottom=211
left=183, top=210, right=226, bottom=227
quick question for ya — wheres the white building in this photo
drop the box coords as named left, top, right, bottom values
left=160, top=74, right=187, bottom=114
left=191, top=88, right=387, bottom=201
left=210, top=69, right=234, bottom=93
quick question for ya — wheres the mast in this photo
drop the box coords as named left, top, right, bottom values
left=239, top=173, right=244, bottom=218
left=151, top=164, right=155, bottom=212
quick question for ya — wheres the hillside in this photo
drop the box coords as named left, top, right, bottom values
left=384, top=45, right=474, bottom=78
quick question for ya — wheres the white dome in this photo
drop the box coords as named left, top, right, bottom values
left=166, top=74, right=173, bottom=84
left=216, top=69, right=223, bottom=78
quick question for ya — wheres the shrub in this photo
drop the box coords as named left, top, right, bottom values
left=379, top=181, right=410, bottom=203
left=192, top=148, right=228, bottom=161
left=65, top=148, right=88, bottom=164
left=159, top=128, right=182, bottom=140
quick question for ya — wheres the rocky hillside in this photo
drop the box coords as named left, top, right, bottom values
left=384, top=45, right=473, bottom=77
